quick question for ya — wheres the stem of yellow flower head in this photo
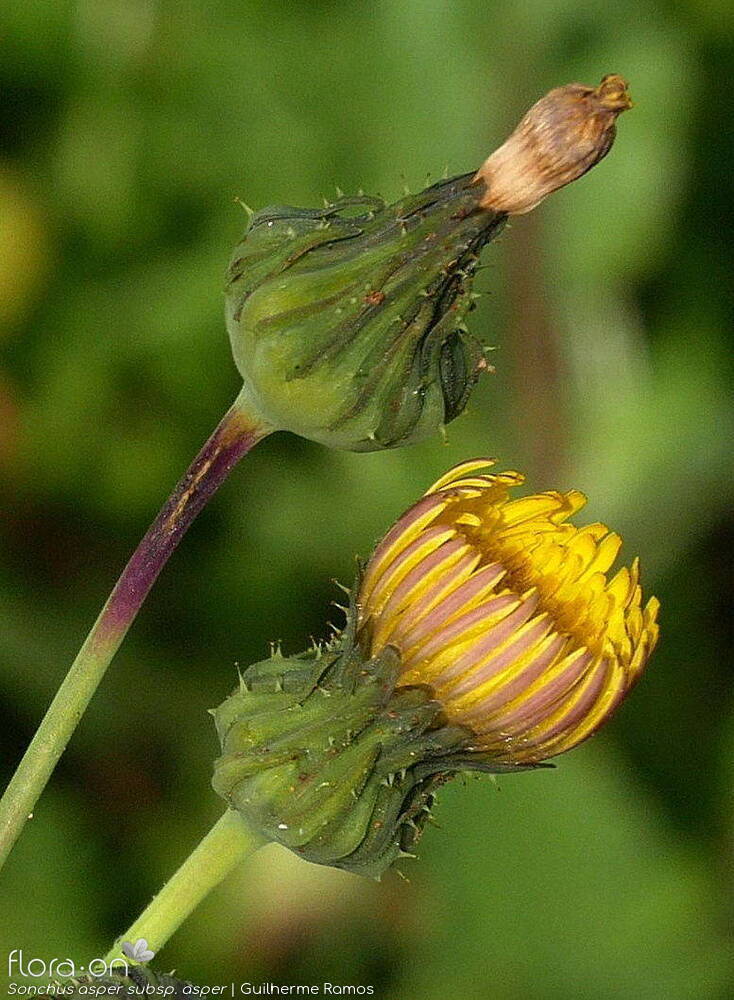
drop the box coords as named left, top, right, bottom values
left=0, top=392, right=273, bottom=872
left=104, top=810, right=265, bottom=966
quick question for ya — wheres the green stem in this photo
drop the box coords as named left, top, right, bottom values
left=0, top=392, right=272, bottom=871
left=105, top=810, right=264, bottom=964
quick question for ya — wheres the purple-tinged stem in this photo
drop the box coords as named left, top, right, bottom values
left=0, top=395, right=272, bottom=870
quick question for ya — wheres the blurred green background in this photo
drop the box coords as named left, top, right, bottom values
left=1, top=1, right=733, bottom=997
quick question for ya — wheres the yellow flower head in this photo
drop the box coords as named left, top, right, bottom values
left=357, top=460, right=659, bottom=763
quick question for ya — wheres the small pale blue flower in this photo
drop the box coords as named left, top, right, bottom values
left=121, top=938, right=156, bottom=963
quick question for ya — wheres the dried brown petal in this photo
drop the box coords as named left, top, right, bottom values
left=474, top=74, right=632, bottom=215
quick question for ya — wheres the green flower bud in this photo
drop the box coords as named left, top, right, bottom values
left=225, top=76, right=631, bottom=452
left=212, top=593, right=540, bottom=880
left=226, top=174, right=504, bottom=451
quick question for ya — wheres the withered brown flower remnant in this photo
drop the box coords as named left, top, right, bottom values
left=475, top=74, right=632, bottom=214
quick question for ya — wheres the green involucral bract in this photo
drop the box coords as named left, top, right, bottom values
left=212, top=594, right=543, bottom=879
left=225, top=174, right=505, bottom=451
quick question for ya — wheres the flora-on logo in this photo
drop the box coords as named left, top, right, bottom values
left=121, top=938, right=155, bottom=963
left=8, top=950, right=128, bottom=978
